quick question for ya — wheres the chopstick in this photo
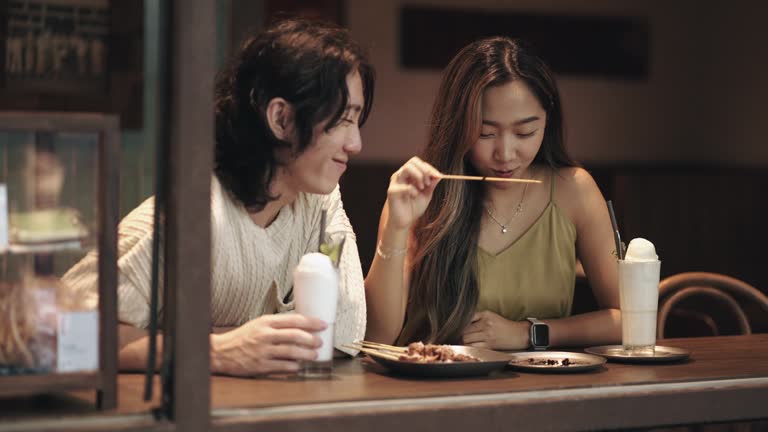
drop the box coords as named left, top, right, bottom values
left=357, top=341, right=407, bottom=353
left=342, top=344, right=401, bottom=361
left=440, top=174, right=542, bottom=184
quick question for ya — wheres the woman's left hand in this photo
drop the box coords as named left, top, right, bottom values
left=461, top=310, right=530, bottom=350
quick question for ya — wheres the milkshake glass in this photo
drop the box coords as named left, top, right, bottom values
left=618, top=238, right=661, bottom=355
left=293, top=252, right=339, bottom=377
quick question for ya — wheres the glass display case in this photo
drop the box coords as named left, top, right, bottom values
left=0, top=112, right=118, bottom=409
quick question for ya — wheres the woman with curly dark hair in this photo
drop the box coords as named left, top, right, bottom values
left=64, top=18, right=374, bottom=376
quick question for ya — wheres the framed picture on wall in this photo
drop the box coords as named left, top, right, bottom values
left=0, top=0, right=143, bottom=128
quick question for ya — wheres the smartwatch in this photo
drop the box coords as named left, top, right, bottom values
left=526, top=317, right=549, bottom=351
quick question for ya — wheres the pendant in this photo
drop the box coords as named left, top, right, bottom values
left=501, top=226, right=508, bottom=233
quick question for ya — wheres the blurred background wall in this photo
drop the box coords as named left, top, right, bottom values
left=229, top=1, right=768, bottom=334
left=7, top=0, right=762, bottom=335
left=347, top=0, right=768, bottom=165
left=228, top=0, right=768, bottom=335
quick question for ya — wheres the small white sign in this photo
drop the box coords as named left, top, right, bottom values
left=57, top=311, right=99, bottom=372
left=0, top=184, right=8, bottom=250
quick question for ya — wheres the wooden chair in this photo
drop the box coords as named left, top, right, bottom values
left=657, top=272, right=768, bottom=338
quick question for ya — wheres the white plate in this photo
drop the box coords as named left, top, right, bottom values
left=584, top=345, right=691, bottom=363
left=507, top=351, right=606, bottom=373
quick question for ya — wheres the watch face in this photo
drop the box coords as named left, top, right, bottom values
left=532, top=323, right=549, bottom=347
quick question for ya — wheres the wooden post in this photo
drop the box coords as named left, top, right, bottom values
left=159, top=0, right=215, bottom=429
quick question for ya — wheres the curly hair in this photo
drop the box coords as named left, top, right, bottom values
left=214, top=18, right=375, bottom=211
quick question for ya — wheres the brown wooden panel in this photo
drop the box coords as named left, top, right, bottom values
left=400, top=6, right=649, bottom=79
left=0, top=372, right=101, bottom=398
left=0, top=374, right=160, bottom=420
left=609, top=165, right=768, bottom=333
left=265, top=0, right=346, bottom=25
left=97, top=116, right=119, bottom=410
left=160, top=0, right=214, bottom=429
left=338, top=163, right=392, bottom=274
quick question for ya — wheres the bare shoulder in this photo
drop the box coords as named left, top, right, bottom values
left=553, top=167, right=606, bottom=226
left=554, top=166, right=598, bottom=192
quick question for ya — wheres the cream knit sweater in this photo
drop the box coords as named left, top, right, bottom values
left=63, top=177, right=366, bottom=355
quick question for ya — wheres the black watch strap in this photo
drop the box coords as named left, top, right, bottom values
left=526, top=317, right=549, bottom=351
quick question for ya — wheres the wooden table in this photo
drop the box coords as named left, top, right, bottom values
left=1, top=334, right=767, bottom=432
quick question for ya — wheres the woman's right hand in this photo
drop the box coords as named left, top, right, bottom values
left=210, top=313, right=326, bottom=376
left=385, top=157, right=442, bottom=230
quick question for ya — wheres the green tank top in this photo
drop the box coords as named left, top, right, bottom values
left=476, top=171, right=577, bottom=321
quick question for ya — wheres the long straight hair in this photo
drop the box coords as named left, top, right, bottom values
left=398, top=37, right=577, bottom=345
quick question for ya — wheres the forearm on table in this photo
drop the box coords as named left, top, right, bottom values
left=118, top=324, right=163, bottom=372
left=119, top=324, right=237, bottom=372
left=364, top=224, right=410, bottom=344
left=546, top=308, right=621, bottom=348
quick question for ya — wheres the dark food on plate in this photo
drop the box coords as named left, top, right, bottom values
left=397, top=342, right=479, bottom=363
left=521, top=357, right=578, bottom=367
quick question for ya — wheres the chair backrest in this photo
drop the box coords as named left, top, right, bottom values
left=657, top=272, right=768, bottom=338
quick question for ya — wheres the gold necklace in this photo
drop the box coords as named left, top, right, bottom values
left=485, top=181, right=529, bottom=234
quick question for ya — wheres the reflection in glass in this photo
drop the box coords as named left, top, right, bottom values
left=0, top=130, right=99, bottom=374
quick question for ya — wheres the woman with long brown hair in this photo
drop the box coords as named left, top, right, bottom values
left=365, top=37, right=621, bottom=349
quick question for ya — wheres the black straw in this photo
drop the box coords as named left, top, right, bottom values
left=318, top=209, right=327, bottom=252
left=334, top=235, right=346, bottom=268
left=606, top=200, right=624, bottom=260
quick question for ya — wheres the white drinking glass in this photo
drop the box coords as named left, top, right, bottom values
left=618, top=259, right=661, bottom=355
left=293, top=252, right=339, bottom=378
